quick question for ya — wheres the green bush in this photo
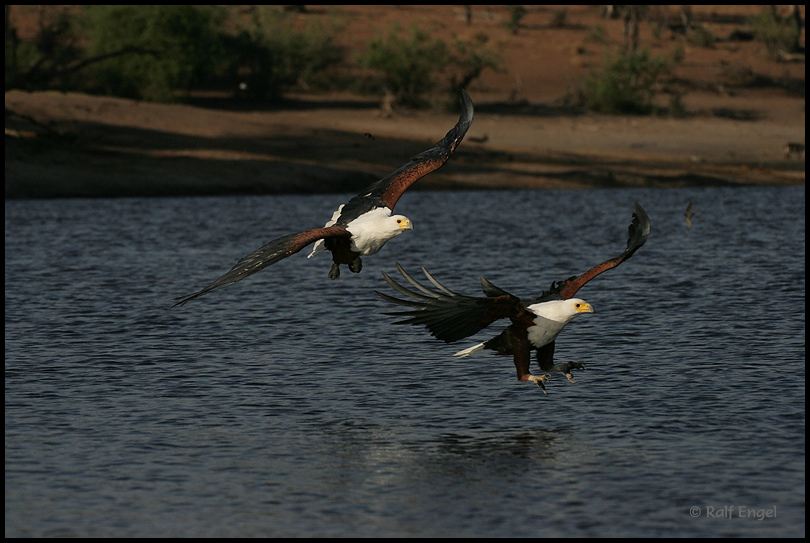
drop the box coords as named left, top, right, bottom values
left=5, top=6, right=82, bottom=91
left=447, top=32, right=503, bottom=100
left=226, top=7, right=345, bottom=100
left=9, top=7, right=500, bottom=107
left=82, top=5, right=227, bottom=101
left=686, top=24, right=716, bottom=48
left=5, top=38, right=48, bottom=90
left=359, top=24, right=449, bottom=107
left=748, top=9, right=802, bottom=57
left=506, top=6, right=528, bottom=35
left=582, top=48, right=671, bottom=114
left=359, top=24, right=501, bottom=108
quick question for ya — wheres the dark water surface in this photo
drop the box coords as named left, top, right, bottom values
left=5, top=186, right=805, bottom=537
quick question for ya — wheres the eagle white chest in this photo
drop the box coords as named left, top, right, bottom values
left=525, top=315, right=568, bottom=348
left=525, top=299, right=585, bottom=348
left=345, top=207, right=404, bottom=255
left=308, top=206, right=406, bottom=258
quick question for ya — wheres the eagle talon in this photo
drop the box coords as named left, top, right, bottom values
left=550, top=362, right=585, bottom=384
left=173, top=90, right=473, bottom=306
left=328, top=263, right=341, bottom=280
left=350, top=257, right=363, bottom=274
left=527, top=373, right=549, bottom=394
left=377, top=203, right=650, bottom=393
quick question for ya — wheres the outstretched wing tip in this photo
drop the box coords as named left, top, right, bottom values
left=627, top=201, right=652, bottom=253
left=633, top=202, right=652, bottom=234
left=551, top=202, right=652, bottom=300
left=378, top=263, right=523, bottom=343
left=373, top=90, right=475, bottom=209
left=174, top=226, right=351, bottom=305
left=171, top=288, right=210, bottom=308
left=459, top=88, right=474, bottom=122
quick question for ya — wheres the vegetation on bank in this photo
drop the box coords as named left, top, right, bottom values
left=5, top=5, right=804, bottom=114
left=5, top=5, right=502, bottom=109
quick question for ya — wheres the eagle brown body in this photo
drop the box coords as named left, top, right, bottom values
left=378, top=203, right=651, bottom=392
left=175, top=90, right=474, bottom=306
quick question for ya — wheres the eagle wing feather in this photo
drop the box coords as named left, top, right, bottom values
left=376, top=264, right=524, bottom=343
left=174, top=226, right=351, bottom=306
left=342, top=89, right=473, bottom=217
left=547, top=202, right=651, bottom=301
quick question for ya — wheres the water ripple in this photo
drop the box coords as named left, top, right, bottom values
left=5, top=186, right=805, bottom=537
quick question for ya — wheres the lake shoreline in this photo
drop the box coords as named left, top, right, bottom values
left=5, top=90, right=805, bottom=199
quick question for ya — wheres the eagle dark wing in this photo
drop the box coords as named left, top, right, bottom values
left=174, top=226, right=351, bottom=306
left=344, top=89, right=473, bottom=217
left=376, top=263, right=526, bottom=343
left=544, top=202, right=651, bottom=301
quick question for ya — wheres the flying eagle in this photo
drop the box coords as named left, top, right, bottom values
left=377, top=203, right=651, bottom=393
left=174, top=90, right=474, bottom=306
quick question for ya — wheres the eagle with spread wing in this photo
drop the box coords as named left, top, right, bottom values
left=377, top=203, right=651, bottom=392
left=175, top=90, right=474, bottom=306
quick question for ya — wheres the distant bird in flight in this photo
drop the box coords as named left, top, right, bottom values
left=377, top=203, right=651, bottom=393
left=174, top=90, right=474, bottom=307
left=684, top=200, right=694, bottom=230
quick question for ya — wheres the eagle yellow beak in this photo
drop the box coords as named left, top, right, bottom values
left=576, top=302, right=594, bottom=314
left=398, top=218, right=413, bottom=230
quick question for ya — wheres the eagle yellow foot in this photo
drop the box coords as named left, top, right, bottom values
left=550, top=362, right=585, bottom=384
left=328, top=262, right=341, bottom=280
left=523, top=373, right=550, bottom=394
left=349, top=257, right=363, bottom=274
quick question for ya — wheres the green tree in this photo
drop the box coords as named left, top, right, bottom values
left=5, top=6, right=83, bottom=91
left=225, top=7, right=345, bottom=100
left=360, top=24, right=501, bottom=108
left=748, top=7, right=803, bottom=58
left=448, top=32, right=502, bottom=99
left=359, top=24, right=449, bottom=107
left=582, top=48, right=671, bottom=114
left=83, top=5, right=226, bottom=101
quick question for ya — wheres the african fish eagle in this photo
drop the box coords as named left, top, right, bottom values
left=377, top=203, right=651, bottom=393
left=174, top=89, right=474, bottom=306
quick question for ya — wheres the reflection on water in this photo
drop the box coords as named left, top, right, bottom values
left=436, top=429, right=564, bottom=461
left=4, top=185, right=805, bottom=537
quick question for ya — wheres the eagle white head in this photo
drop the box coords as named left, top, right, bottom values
left=348, top=209, right=413, bottom=255
left=529, top=298, right=594, bottom=322
left=525, top=298, right=594, bottom=348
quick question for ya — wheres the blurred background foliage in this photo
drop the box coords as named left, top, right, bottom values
left=5, top=5, right=802, bottom=113
left=5, top=5, right=503, bottom=108
left=83, top=6, right=226, bottom=102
